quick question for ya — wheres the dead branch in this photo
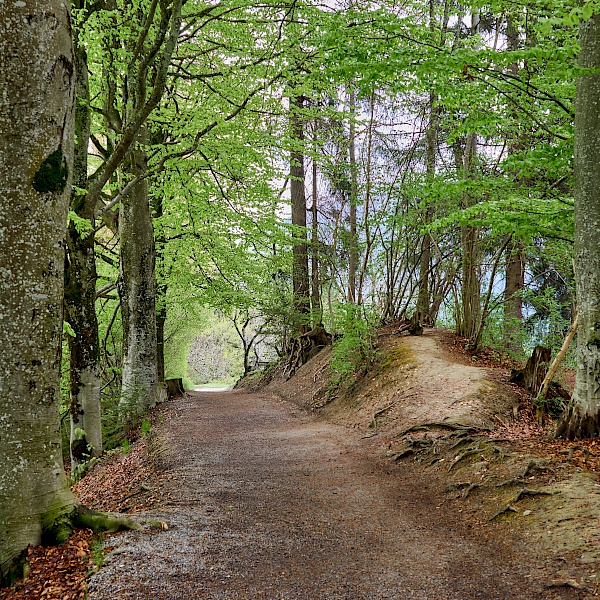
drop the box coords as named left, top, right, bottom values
left=537, top=313, right=578, bottom=405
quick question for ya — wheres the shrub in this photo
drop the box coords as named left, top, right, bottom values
left=329, top=303, right=378, bottom=392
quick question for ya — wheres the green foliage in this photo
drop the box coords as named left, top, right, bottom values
left=140, top=418, right=151, bottom=437
left=90, top=534, right=106, bottom=568
left=63, top=321, right=76, bottom=338
left=121, top=438, right=131, bottom=455
left=329, top=303, right=378, bottom=392
left=67, top=211, right=94, bottom=237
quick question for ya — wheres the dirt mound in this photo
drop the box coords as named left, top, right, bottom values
left=267, top=329, right=516, bottom=430
left=262, top=328, right=600, bottom=594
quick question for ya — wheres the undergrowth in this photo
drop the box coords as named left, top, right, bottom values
left=328, top=303, right=378, bottom=394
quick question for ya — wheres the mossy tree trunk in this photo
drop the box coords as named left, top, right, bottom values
left=64, top=28, right=103, bottom=469
left=0, top=2, right=78, bottom=580
left=556, top=15, right=600, bottom=439
left=118, top=135, right=164, bottom=424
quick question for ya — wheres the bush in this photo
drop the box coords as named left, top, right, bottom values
left=329, top=303, right=378, bottom=392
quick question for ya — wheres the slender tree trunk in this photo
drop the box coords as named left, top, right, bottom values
left=347, top=88, right=359, bottom=303
left=156, top=286, right=167, bottom=383
left=0, top=3, right=77, bottom=579
left=152, top=190, right=167, bottom=384
left=118, top=135, right=163, bottom=423
left=311, top=152, right=321, bottom=325
left=64, top=37, right=103, bottom=469
left=556, top=15, right=600, bottom=439
left=416, top=90, right=437, bottom=323
left=290, top=93, right=310, bottom=330
left=456, top=13, right=482, bottom=343
left=503, top=239, right=525, bottom=353
left=458, top=131, right=481, bottom=341
left=502, top=17, right=525, bottom=354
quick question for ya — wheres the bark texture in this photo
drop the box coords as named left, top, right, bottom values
left=0, top=2, right=77, bottom=580
left=457, top=132, right=481, bottom=342
left=416, top=90, right=438, bottom=324
left=290, top=94, right=310, bottom=328
left=347, top=88, right=358, bottom=304
left=65, top=39, right=103, bottom=468
left=503, top=240, right=525, bottom=354
left=557, top=15, right=600, bottom=439
left=118, top=140, right=163, bottom=424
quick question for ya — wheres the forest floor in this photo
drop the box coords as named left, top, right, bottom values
left=3, top=328, right=600, bottom=599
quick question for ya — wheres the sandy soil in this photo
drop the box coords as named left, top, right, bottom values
left=88, top=389, right=578, bottom=600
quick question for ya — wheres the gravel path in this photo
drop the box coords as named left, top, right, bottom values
left=88, top=391, right=574, bottom=600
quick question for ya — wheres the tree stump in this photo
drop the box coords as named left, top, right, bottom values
left=395, top=311, right=424, bottom=336
left=166, top=378, right=185, bottom=398
left=522, top=345, right=552, bottom=395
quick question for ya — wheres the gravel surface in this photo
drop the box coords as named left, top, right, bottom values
left=88, top=390, right=577, bottom=599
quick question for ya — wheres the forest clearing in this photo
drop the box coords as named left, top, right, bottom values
left=2, top=0, right=600, bottom=598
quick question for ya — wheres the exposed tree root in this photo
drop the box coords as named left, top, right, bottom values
left=512, top=488, right=557, bottom=503
left=283, top=324, right=332, bottom=380
left=398, top=422, right=488, bottom=437
left=462, top=482, right=482, bottom=498
left=489, top=505, right=518, bottom=521
left=448, top=435, right=482, bottom=451
left=522, top=459, right=552, bottom=477
left=445, top=481, right=472, bottom=492
left=44, top=505, right=141, bottom=547
left=546, top=579, right=587, bottom=591
left=2, top=505, right=142, bottom=587
left=448, top=448, right=483, bottom=471
left=556, top=405, right=600, bottom=439
left=496, top=478, right=528, bottom=488
left=559, top=445, right=597, bottom=463
left=369, top=402, right=396, bottom=428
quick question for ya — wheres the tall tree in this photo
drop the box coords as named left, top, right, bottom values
left=347, top=87, right=359, bottom=303
left=0, top=1, right=77, bottom=579
left=65, top=2, right=102, bottom=468
left=556, top=13, right=600, bottom=439
left=290, top=91, right=311, bottom=329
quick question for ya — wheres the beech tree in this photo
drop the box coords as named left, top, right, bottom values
left=0, top=2, right=78, bottom=580
left=556, top=13, right=600, bottom=439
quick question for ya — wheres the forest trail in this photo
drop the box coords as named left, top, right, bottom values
left=87, top=389, right=576, bottom=600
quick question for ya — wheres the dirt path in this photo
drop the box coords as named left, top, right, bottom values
left=89, top=390, right=576, bottom=600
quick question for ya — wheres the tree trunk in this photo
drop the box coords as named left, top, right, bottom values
left=457, top=130, right=481, bottom=342
left=311, top=152, right=321, bottom=325
left=502, top=18, right=526, bottom=355
left=0, top=3, right=78, bottom=580
left=416, top=0, right=440, bottom=323
left=64, top=38, right=103, bottom=469
left=152, top=192, right=167, bottom=384
left=556, top=15, right=600, bottom=439
left=347, top=87, right=359, bottom=304
left=118, top=138, right=163, bottom=424
left=290, top=93, right=310, bottom=330
left=503, top=239, right=525, bottom=353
